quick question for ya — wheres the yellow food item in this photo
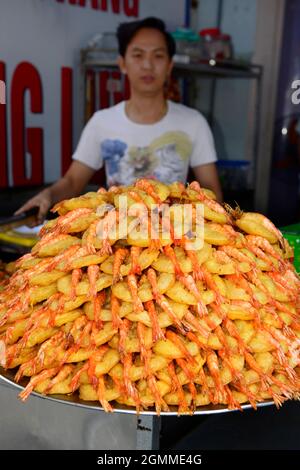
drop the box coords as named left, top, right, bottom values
left=0, top=178, right=299, bottom=416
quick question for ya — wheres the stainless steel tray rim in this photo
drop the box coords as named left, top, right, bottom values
left=0, top=367, right=275, bottom=416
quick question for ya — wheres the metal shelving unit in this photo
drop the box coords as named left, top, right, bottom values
left=173, top=60, right=262, bottom=79
left=172, top=60, right=263, bottom=208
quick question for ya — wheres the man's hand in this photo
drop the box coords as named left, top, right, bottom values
left=14, top=188, right=52, bottom=226
left=14, top=161, right=96, bottom=227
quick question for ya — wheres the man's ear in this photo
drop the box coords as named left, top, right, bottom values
left=118, top=55, right=126, bottom=75
left=168, top=60, right=174, bottom=78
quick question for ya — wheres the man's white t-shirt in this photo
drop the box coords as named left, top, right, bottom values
left=73, top=100, right=217, bottom=186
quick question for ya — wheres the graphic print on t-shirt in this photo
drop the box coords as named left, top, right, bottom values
left=101, top=131, right=193, bottom=186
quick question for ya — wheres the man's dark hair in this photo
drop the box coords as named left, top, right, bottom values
left=117, top=17, right=176, bottom=59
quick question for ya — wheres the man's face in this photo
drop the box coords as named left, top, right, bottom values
left=118, top=28, right=173, bottom=95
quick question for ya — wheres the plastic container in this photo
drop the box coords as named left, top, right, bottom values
left=217, top=160, right=251, bottom=191
left=199, top=28, right=223, bottom=59
left=88, top=32, right=118, bottom=50
left=172, top=28, right=201, bottom=62
left=219, top=33, right=233, bottom=59
left=171, top=30, right=189, bottom=55
left=185, top=33, right=201, bottom=61
left=280, top=223, right=300, bottom=273
left=86, top=32, right=118, bottom=61
left=199, top=28, right=233, bottom=60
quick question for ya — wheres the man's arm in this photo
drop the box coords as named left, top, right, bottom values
left=192, top=163, right=223, bottom=203
left=46, top=161, right=96, bottom=204
left=15, top=161, right=95, bottom=224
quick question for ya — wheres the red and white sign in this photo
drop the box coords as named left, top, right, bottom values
left=0, top=0, right=185, bottom=188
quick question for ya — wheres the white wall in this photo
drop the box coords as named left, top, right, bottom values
left=193, top=0, right=257, bottom=173
left=220, top=0, right=257, bottom=60
left=0, top=0, right=186, bottom=186
left=252, top=0, right=286, bottom=212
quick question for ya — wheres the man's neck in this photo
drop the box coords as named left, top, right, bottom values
left=125, top=92, right=168, bottom=124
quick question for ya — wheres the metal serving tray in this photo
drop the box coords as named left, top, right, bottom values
left=0, top=366, right=274, bottom=416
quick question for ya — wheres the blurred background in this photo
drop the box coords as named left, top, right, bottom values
left=0, top=0, right=300, bottom=450
left=0, top=0, right=299, bottom=222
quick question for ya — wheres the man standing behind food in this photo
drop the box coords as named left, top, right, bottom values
left=16, top=17, right=222, bottom=225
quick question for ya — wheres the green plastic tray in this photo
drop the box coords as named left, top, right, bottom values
left=280, top=223, right=300, bottom=273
